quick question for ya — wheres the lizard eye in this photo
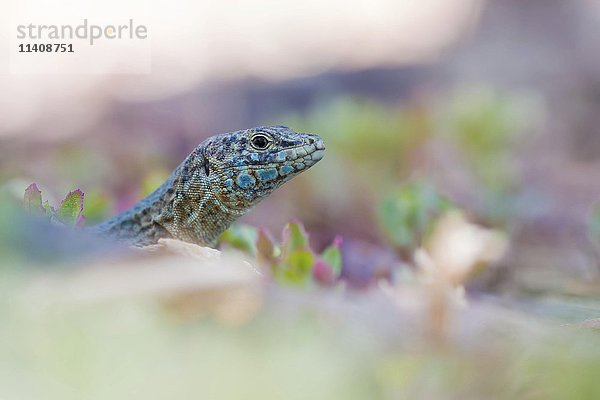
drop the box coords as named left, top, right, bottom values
left=250, top=134, right=271, bottom=150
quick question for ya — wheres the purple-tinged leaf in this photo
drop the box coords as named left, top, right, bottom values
left=313, top=259, right=335, bottom=286
left=56, top=189, right=84, bottom=226
left=256, top=228, right=276, bottom=267
left=23, top=183, right=44, bottom=214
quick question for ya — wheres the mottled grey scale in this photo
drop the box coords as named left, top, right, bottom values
left=93, top=126, right=325, bottom=247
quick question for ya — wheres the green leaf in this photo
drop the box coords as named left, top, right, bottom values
left=23, top=183, right=44, bottom=215
left=281, top=250, right=314, bottom=285
left=55, top=189, right=84, bottom=226
left=281, top=221, right=310, bottom=256
left=320, top=236, right=343, bottom=276
left=377, top=181, right=453, bottom=258
left=42, top=200, right=54, bottom=216
left=219, top=224, right=258, bottom=254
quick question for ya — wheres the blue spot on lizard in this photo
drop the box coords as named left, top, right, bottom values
left=279, top=165, right=294, bottom=176
left=236, top=172, right=256, bottom=189
left=256, top=168, right=278, bottom=182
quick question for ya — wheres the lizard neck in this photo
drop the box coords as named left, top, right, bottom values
left=153, top=159, right=243, bottom=247
left=95, top=155, right=241, bottom=247
left=93, top=169, right=179, bottom=246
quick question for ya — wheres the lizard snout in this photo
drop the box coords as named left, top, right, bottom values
left=305, top=134, right=325, bottom=151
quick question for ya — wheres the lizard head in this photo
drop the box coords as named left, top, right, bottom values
left=202, top=125, right=325, bottom=212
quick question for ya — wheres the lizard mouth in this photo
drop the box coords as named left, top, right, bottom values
left=285, top=134, right=325, bottom=168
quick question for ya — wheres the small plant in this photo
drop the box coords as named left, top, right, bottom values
left=377, top=181, right=453, bottom=260
left=23, top=183, right=85, bottom=227
left=220, top=222, right=343, bottom=286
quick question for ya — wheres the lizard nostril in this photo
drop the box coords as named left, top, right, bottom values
left=308, top=137, right=315, bottom=145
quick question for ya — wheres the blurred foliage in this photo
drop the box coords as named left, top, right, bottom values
left=283, top=97, right=431, bottom=187
left=377, top=181, right=454, bottom=260
left=220, top=224, right=259, bottom=255
left=24, top=183, right=84, bottom=227
left=441, top=87, right=530, bottom=192
left=81, top=191, right=112, bottom=223
left=282, top=89, right=537, bottom=226
left=141, top=169, right=171, bottom=197
left=0, top=186, right=29, bottom=262
left=440, top=87, right=537, bottom=223
left=220, top=222, right=342, bottom=286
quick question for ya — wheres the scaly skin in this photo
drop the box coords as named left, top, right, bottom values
left=94, top=126, right=325, bottom=247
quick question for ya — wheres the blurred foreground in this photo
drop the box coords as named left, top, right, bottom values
left=1, top=194, right=600, bottom=399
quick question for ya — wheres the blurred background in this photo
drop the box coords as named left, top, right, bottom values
left=2, top=0, right=600, bottom=398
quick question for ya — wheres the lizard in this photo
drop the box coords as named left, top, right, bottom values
left=93, top=126, right=325, bottom=247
